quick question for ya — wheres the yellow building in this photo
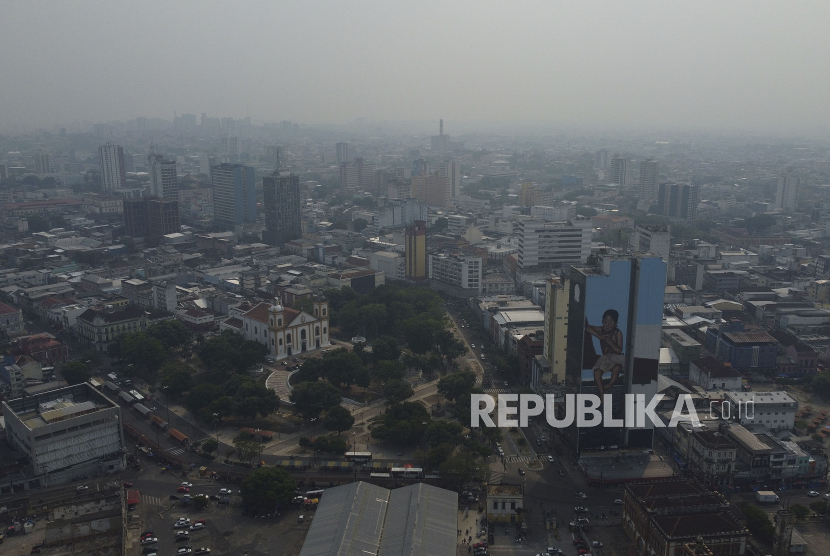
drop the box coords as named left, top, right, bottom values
left=486, top=484, right=524, bottom=523
left=405, top=220, right=427, bottom=281
left=807, top=280, right=830, bottom=303
left=542, top=277, right=569, bottom=384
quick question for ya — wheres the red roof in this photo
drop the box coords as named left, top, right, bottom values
left=243, top=302, right=271, bottom=324
left=127, top=490, right=140, bottom=505
left=169, top=428, right=188, bottom=442
left=0, top=302, right=21, bottom=316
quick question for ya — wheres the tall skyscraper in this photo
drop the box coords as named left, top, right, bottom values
left=34, top=152, right=52, bottom=175
left=437, top=160, right=461, bottom=200
left=335, top=142, right=349, bottom=165
left=638, top=158, right=659, bottom=201
left=262, top=171, right=302, bottom=246
left=148, top=154, right=178, bottom=199
left=657, top=182, right=700, bottom=221
left=211, top=164, right=256, bottom=229
left=265, top=145, right=282, bottom=168
left=594, top=149, right=609, bottom=170
left=517, top=217, right=593, bottom=272
left=431, top=119, right=448, bottom=152
left=774, top=168, right=799, bottom=211
left=609, top=154, right=629, bottom=186
left=98, top=143, right=126, bottom=190
left=562, top=255, right=666, bottom=454
left=405, top=220, right=427, bottom=282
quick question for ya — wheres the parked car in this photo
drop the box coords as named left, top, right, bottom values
left=614, top=499, right=623, bottom=505
left=547, top=456, right=555, bottom=463
left=219, top=488, right=231, bottom=494
left=177, top=487, right=190, bottom=493
left=141, top=531, right=154, bottom=539
left=194, top=519, right=206, bottom=525
left=177, top=549, right=192, bottom=555
left=208, top=495, right=220, bottom=501
left=181, top=482, right=193, bottom=488
left=808, top=491, right=820, bottom=497
left=189, top=523, right=204, bottom=531
left=123, top=481, right=134, bottom=488
left=574, top=506, right=589, bottom=513
left=518, top=468, right=525, bottom=476
left=592, top=541, right=603, bottom=548
left=194, top=549, right=210, bottom=555
left=76, top=485, right=88, bottom=492
left=575, top=491, right=587, bottom=499
left=141, top=537, right=158, bottom=545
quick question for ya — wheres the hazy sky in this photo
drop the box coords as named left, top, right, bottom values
left=2, top=1, right=829, bottom=134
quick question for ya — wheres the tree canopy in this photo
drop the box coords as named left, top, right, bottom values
left=197, top=330, right=268, bottom=376
left=371, top=401, right=431, bottom=445
left=61, top=360, right=90, bottom=385
left=289, top=380, right=342, bottom=420
left=185, top=375, right=279, bottom=422
left=323, top=405, right=355, bottom=434
left=240, top=467, right=296, bottom=513
left=146, top=319, right=192, bottom=350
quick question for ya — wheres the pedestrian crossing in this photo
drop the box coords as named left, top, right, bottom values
left=504, top=455, right=537, bottom=463
left=489, top=471, right=504, bottom=483
left=484, top=389, right=511, bottom=394
left=143, top=495, right=165, bottom=507
left=167, top=447, right=185, bottom=456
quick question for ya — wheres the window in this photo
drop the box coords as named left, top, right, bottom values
left=493, top=501, right=498, bottom=509
left=301, top=329, right=306, bottom=340
left=323, top=308, right=327, bottom=316
left=323, top=327, right=327, bottom=334
left=316, top=326, right=320, bottom=336
left=287, top=334, right=292, bottom=343
left=279, top=338, right=283, bottom=346
left=255, top=327, right=258, bottom=334
left=278, top=318, right=282, bottom=326
left=510, top=501, right=516, bottom=510
left=501, top=502, right=505, bottom=510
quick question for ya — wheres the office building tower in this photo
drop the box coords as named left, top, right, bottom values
left=536, top=277, right=569, bottom=389
left=431, top=119, right=448, bottom=152
left=630, top=225, right=671, bottom=262
left=594, top=149, right=609, bottom=170
left=517, top=217, right=593, bottom=271
left=638, top=159, right=659, bottom=201
left=405, top=220, right=427, bottom=281
left=98, top=143, right=126, bottom=190
left=774, top=168, right=799, bottom=211
left=262, top=171, right=302, bottom=246
left=438, top=160, right=462, bottom=200
left=562, top=255, right=667, bottom=454
left=199, top=155, right=214, bottom=177
left=609, top=154, right=629, bottom=186
left=148, top=154, right=178, bottom=199
left=265, top=145, right=282, bottom=168
left=336, top=142, right=349, bottom=165
left=221, top=136, right=239, bottom=154
left=657, top=182, right=700, bottom=221
left=34, top=152, right=52, bottom=175
left=123, top=197, right=179, bottom=238
left=339, top=157, right=376, bottom=191
left=428, top=253, right=482, bottom=295
left=211, top=163, right=256, bottom=229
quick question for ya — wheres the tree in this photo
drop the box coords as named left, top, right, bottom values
left=402, top=315, right=442, bottom=354
left=231, top=379, right=280, bottom=419
left=372, top=336, right=401, bottom=362
left=147, top=320, right=192, bottom=350
left=438, top=370, right=477, bottom=403
left=352, top=218, right=368, bottom=232
left=323, top=405, right=355, bottom=435
left=359, top=303, right=387, bottom=338
left=197, top=330, right=268, bottom=376
left=160, top=363, right=196, bottom=397
left=790, top=503, right=810, bottom=520
left=384, top=380, right=414, bottom=404
left=234, top=433, right=264, bottom=465
left=240, top=467, right=296, bottom=513
left=289, top=380, right=342, bottom=420
left=737, top=502, right=775, bottom=543
left=61, top=360, right=90, bottom=385
left=202, top=438, right=219, bottom=455
left=432, top=217, right=448, bottom=231
left=371, top=402, right=431, bottom=445
left=81, top=349, right=101, bottom=371
left=434, top=329, right=467, bottom=370
left=191, top=494, right=209, bottom=510
left=109, top=332, right=167, bottom=373
left=372, top=360, right=405, bottom=384
left=812, top=373, right=830, bottom=399
left=810, top=500, right=827, bottom=514
left=292, top=297, right=315, bottom=315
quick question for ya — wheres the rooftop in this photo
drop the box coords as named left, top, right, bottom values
left=651, top=512, right=746, bottom=539
left=722, top=331, right=777, bottom=344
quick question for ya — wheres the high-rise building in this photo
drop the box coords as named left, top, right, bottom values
left=148, top=154, right=178, bottom=199
left=265, top=145, right=282, bottom=168
left=98, top=143, right=126, bottom=190
left=517, top=217, right=593, bottom=271
left=630, top=225, right=671, bottom=262
left=657, top=182, right=700, bottom=221
left=211, top=163, right=256, bottom=229
left=428, top=253, right=482, bottom=295
left=339, top=158, right=376, bottom=191
left=431, top=119, right=448, bottom=152
left=221, top=136, right=239, bottom=154
left=594, top=149, right=609, bottom=170
left=538, top=276, right=570, bottom=388
left=335, top=142, right=349, bottom=165
left=638, top=159, right=659, bottom=201
left=405, top=220, right=427, bottom=282
left=411, top=172, right=450, bottom=208
left=262, top=171, right=302, bottom=246
left=774, top=168, right=799, bottom=211
left=562, top=255, right=667, bottom=454
left=438, top=160, right=462, bottom=200
left=609, top=154, right=629, bottom=186
left=123, top=197, right=179, bottom=238
left=34, top=152, right=52, bottom=175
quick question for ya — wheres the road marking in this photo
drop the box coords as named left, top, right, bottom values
left=168, top=447, right=185, bottom=455
left=143, top=495, right=164, bottom=507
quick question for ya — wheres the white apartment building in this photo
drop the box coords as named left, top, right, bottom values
left=529, top=204, right=576, bottom=221
left=774, top=168, right=798, bottom=211
left=149, top=155, right=179, bottom=199
left=370, top=251, right=405, bottom=281
left=630, top=224, right=671, bottom=262
left=98, top=143, right=126, bottom=191
left=517, top=217, right=592, bottom=271
left=429, top=253, right=482, bottom=295
left=437, top=160, right=462, bottom=200
left=722, top=391, right=797, bottom=431
left=446, top=214, right=470, bottom=235
left=2, top=383, right=125, bottom=481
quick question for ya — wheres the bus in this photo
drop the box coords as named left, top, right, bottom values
left=306, top=489, right=325, bottom=500
left=369, top=473, right=391, bottom=479
left=344, top=451, right=372, bottom=463
left=129, top=390, right=145, bottom=403
left=107, top=373, right=118, bottom=382
left=390, top=467, right=423, bottom=479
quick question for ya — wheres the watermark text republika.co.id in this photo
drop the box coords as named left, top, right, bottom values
left=470, top=394, right=756, bottom=428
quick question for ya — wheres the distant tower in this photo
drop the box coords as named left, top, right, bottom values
left=34, top=152, right=52, bottom=175
left=638, top=158, right=659, bottom=201
left=98, top=143, right=127, bottom=191
left=262, top=171, right=302, bottom=247
left=774, top=168, right=799, bottom=211
left=148, top=152, right=179, bottom=199
left=336, top=142, right=349, bottom=165
left=609, top=154, right=629, bottom=186
left=440, top=118, right=443, bottom=138
left=772, top=509, right=794, bottom=556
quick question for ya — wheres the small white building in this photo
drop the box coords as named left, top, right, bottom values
left=722, top=391, right=797, bottom=431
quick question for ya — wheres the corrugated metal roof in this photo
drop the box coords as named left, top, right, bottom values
left=298, top=482, right=458, bottom=556
left=379, top=483, right=457, bottom=556
left=299, top=482, right=390, bottom=556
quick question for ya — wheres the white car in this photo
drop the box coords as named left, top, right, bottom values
left=470, top=344, right=476, bottom=348
left=824, top=493, right=830, bottom=500
left=177, top=549, right=192, bottom=555
left=219, top=488, right=231, bottom=494
left=575, top=492, right=587, bottom=499
left=547, top=455, right=555, bottom=463
left=614, top=499, right=623, bottom=505
left=592, top=541, right=603, bottom=548
left=189, top=523, right=204, bottom=531
left=808, top=490, right=820, bottom=497
left=76, top=485, right=89, bottom=492
left=181, top=482, right=193, bottom=488
left=141, top=537, right=158, bottom=545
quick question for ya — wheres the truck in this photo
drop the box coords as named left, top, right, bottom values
left=756, top=491, right=779, bottom=503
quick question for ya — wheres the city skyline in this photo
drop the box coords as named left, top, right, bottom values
left=1, top=2, right=830, bottom=136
